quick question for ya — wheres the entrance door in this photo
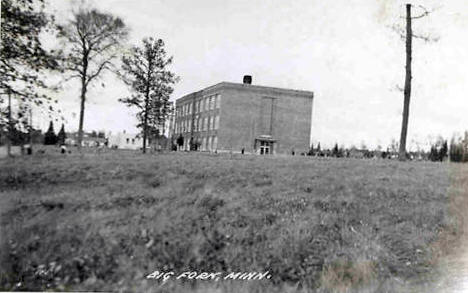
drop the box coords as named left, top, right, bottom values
left=259, top=140, right=271, bottom=155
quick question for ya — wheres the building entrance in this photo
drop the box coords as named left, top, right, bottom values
left=259, top=140, right=272, bottom=155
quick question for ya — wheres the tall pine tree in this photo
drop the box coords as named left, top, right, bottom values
left=119, top=37, right=178, bottom=153
left=57, top=124, right=66, bottom=145
left=44, top=121, right=58, bottom=145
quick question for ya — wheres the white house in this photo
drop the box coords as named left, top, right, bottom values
left=108, top=131, right=143, bottom=150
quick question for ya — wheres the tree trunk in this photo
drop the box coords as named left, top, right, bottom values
left=142, top=61, right=152, bottom=154
left=142, top=93, right=149, bottom=154
left=399, top=3, right=412, bottom=161
left=78, top=54, right=88, bottom=151
left=78, top=76, right=87, bottom=151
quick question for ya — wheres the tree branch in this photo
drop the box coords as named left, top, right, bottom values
left=85, top=60, right=112, bottom=86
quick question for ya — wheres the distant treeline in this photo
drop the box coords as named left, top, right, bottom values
left=0, top=121, right=108, bottom=147
left=426, top=134, right=468, bottom=162
left=308, top=133, right=468, bottom=163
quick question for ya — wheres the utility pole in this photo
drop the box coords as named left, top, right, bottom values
left=29, top=106, right=33, bottom=154
left=399, top=3, right=412, bottom=161
left=7, top=90, right=12, bottom=157
left=30, top=107, right=33, bottom=144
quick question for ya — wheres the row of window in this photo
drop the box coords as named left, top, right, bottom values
left=126, top=138, right=137, bottom=144
left=181, top=136, right=218, bottom=152
left=201, top=136, right=218, bottom=151
left=176, top=94, right=221, bottom=117
left=175, top=115, right=219, bottom=134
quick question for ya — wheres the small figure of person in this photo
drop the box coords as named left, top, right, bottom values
left=24, top=144, right=32, bottom=155
left=60, top=144, right=67, bottom=154
left=241, top=148, right=245, bottom=155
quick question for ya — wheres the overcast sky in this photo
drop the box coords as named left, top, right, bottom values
left=35, top=0, right=468, bottom=150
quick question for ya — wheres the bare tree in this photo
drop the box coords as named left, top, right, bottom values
left=58, top=8, right=128, bottom=149
left=395, top=4, right=438, bottom=161
left=119, top=38, right=177, bottom=153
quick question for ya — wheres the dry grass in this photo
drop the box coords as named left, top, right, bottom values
left=0, top=150, right=465, bottom=292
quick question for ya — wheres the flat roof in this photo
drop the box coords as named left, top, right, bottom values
left=176, top=81, right=313, bottom=103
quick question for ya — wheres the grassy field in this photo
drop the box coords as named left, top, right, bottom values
left=0, top=150, right=467, bottom=292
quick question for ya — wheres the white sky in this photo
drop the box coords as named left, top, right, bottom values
left=33, top=0, right=468, bottom=150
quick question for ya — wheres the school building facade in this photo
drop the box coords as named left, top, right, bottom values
left=173, top=76, right=314, bottom=155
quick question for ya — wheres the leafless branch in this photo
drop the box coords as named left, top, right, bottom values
left=85, top=60, right=112, bottom=86
left=413, top=33, right=440, bottom=42
left=411, top=5, right=441, bottom=19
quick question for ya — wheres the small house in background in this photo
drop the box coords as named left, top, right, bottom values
left=108, top=131, right=143, bottom=150
left=65, top=132, right=108, bottom=147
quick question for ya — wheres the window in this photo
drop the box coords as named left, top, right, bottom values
left=202, top=137, right=206, bottom=151
left=214, top=115, right=219, bottom=130
left=213, top=136, right=218, bottom=150
left=205, top=97, right=209, bottom=111
left=209, top=116, right=214, bottom=130
left=132, top=138, right=135, bottom=144
left=216, top=94, right=221, bottom=109
left=210, top=96, right=214, bottom=110
left=126, top=138, right=129, bottom=144
left=260, top=97, right=275, bottom=135
left=207, top=137, right=211, bottom=151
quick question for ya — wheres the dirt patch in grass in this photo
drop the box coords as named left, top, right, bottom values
left=0, top=152, right=460, bottom=292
